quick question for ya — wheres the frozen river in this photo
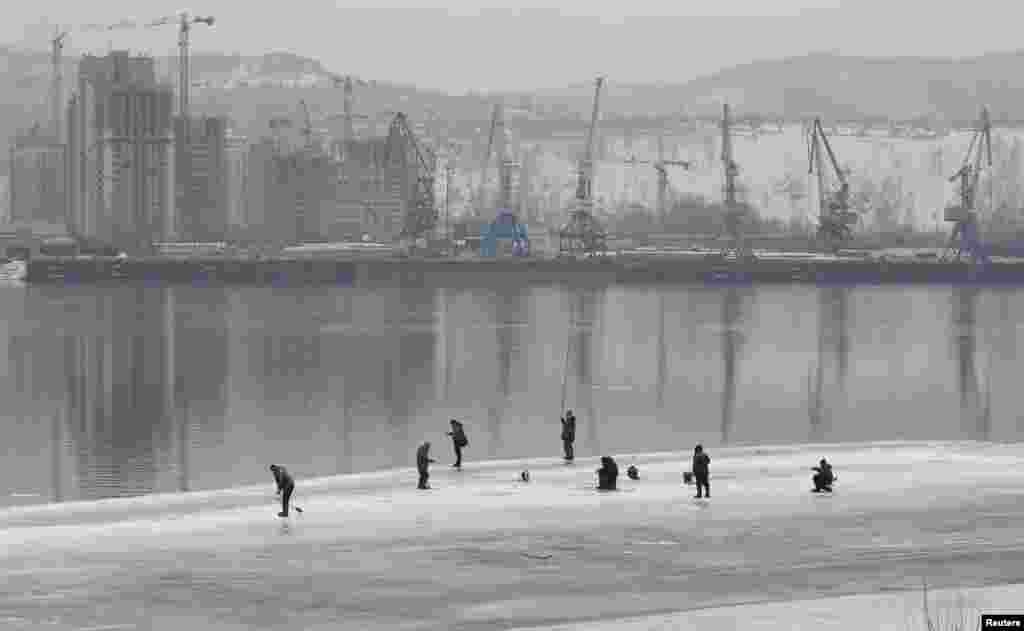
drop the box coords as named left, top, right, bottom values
left=1, top=440, right=1022, bottom=629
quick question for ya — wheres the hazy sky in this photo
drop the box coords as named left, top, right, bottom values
left=5, top=1, right=1023, bottom=93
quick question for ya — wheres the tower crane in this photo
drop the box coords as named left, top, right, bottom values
left=624, top=134, right=693, bottom=228
left=559, top=76, right=607, bottom=257
left=807, top=117, right=859, bottom=252
left=143, top=11, right=215, bottom=135
left=942, top=107, right=992, bottom=264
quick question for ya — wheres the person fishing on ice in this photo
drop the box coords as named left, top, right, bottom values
left=269, top=464, right=301, bottom=517
left=447, top=419, right=468, bottom=469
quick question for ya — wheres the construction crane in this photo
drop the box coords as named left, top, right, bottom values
left=381, top=112, right=437, bottom=239
left=559, top=76, right=607, bottom=257
left=942, top=107, right=992, bottom=264
left=624, top=134, right=693, bottom=228
left=806, top=117, right=859, bottom=252
left=142, top=12, right=214, bottom=132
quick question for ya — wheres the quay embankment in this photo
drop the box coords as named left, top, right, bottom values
left=23, top=253, right=1024, bottom=286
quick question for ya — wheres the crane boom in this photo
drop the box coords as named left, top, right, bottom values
left=807, top=117, right=856, bottom=252
left=576, top=77, right=604, bottom=202
left=299, top=99, right=313, bottom=148
left=475, top=105, right=499, bottom=216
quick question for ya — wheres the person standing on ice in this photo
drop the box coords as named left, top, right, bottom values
left=417, top=441, right=436, bottom=489
left=269, top=464, right=295, bottom=517
left=447, top=419, right=468, bottom=469
left=692, top=445, right=711, bottom=499
left=560, top=410, right=576, bottom=462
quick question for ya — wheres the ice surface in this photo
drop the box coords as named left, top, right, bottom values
left=2, top=440, right=1024, bottom=630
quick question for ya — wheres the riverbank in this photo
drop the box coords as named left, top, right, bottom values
left=2, top=440, right=1023, bottom=630
left=23, top=252, right=1024, bottom=286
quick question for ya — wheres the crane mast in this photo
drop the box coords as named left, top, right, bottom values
left=719, top=103, right=750, bottom=259
left=943, top=107, right=992, bottom=264
left=475, top=104, right=499, bottom=217
left=559, top=76, right=607, bottom=257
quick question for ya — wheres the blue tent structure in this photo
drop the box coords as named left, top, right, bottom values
left=481, top=210, right=530, bottom=257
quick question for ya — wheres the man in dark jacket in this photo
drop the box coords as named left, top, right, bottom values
left=596, top=456, right=619, bottom=490
left=560, top=410, right=576, bottom=461
left=447, top=419, right=468, bottom=468
left=812, top=458, right=835, bottom=492
left=269, top=464, right=295, bottom=517
left=692, top=445, right=711, bottom=499
left=416, top=442, right=435, bottom=489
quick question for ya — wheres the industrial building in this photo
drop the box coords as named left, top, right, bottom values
left=8, top=124, right=64, bottom=224
left=65, top=51, right=175, bottom=254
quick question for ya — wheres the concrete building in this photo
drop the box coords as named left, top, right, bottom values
left=225, top=132, right=248, bottom=239
left=176, top=115, right=230, bottom=242
left=65, top=51, right=174, bottom=254
left=9, top=124, right=64, bottom=224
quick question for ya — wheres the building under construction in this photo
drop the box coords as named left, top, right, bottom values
left=65, top=51, right=175, bottom=254
left=8, top=123, right=64, bottom=225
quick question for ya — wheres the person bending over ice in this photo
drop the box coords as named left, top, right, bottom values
left=596, top=456, right=619, bottom=490
left=269, top=464, right=295, bottom=517
left=812, top=458, right=835, bottom=492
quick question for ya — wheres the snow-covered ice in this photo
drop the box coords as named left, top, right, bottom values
left=2, top=440, right=1023, bottom=630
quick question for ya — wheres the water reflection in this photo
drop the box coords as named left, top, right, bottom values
left=952, top=286, right=991, bottom=441
left=808, top=286, right=852, bottom=442
left=719, top=286, right=751, bottom=444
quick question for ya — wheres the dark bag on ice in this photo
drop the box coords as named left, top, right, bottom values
left=683, top=471, right=694, bottom=485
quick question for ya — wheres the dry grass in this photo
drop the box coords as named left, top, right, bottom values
left=910, top=579, right=980, bottom=631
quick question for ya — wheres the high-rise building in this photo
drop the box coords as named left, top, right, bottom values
left=9, top=124, right=64, bottom=224
left=65, top=51, right=174, bottom=254
left=225, top=133, right=248, bottom=239
left=176, top=115, right=230, bottom=242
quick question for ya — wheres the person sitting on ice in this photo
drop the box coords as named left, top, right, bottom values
left=626, top=465, right=639, bottom=480
left=811, top=458, right=835, bottom=492
left=268, top=464, right=295, bottom=517
left=596, top=456, right=619, bottom=490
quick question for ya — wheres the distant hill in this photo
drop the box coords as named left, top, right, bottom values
left=4, top=48, right=1024, bottom=165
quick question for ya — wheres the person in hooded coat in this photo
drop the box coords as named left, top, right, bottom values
left=447, top=419, right=468, bottom=468
left=692, top=445, right=711, bottom=499
left=269, top=464, right=295, bottom=517
left=560, top=410, right=576, bottom=461
left=416, top=441, right=436, bottom=489
left=596, top=456, right=619, bottom=490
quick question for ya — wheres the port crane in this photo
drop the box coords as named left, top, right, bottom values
left=624, top=134, right=693, bottom=228
left=806, top=117, right=859, bottom=252
left=299, top=100, right=314, bottom=149
left=474, top=104, right=501, bottom=217
left=942, top=107, right=992, bottom=265
left=328, top=74, right=371, bottom=159
left=381, top=112, right=437, bottom=239
left=559, top=76, right=608, bottom=257
left=718, top=103, right=752, bottom=260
